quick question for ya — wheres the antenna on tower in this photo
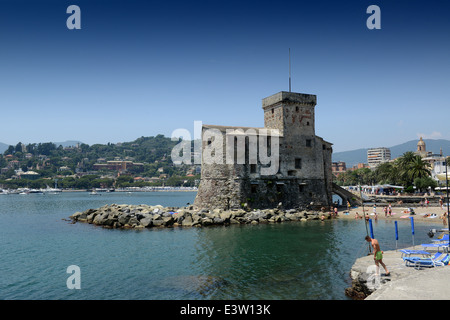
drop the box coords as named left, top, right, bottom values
left=289, top=48, right=291, bottom=92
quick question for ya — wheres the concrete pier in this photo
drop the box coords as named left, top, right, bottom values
left=347, top=247, right=450, bottom=300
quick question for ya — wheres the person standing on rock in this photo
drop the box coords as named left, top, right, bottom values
left=365, top=236, right=390, bottom=276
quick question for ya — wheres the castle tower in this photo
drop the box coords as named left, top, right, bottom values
left=262, top=91, right=316, bottom=138
left=194, top=91, right=332, bottom=211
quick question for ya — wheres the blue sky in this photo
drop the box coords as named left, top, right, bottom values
left=0, top=0, right=449, bottom=152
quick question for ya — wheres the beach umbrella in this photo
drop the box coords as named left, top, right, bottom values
left=359, top=184, right=371, bottom=254
left=395, top=221, right=399, bottom=250
left=410, top=216, right=415, bottom=247
left=369, top=218, right=374, bottom=239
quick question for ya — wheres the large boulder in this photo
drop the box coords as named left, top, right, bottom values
left=182, top=214, right=194, bottom=227
left=140, top=217, right=153, bottom=227
left=118, top=214, right=131, bottom=225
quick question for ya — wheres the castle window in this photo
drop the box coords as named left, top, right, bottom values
left=295, top=158, right=302, bottom=169
left=296, top=106, right=299, bottom=112
left=288, top=170, right=296, bottom=176
left=250, top=164, right=257, bottom=173
left=251, top=184, right=258, bottom=193
left=276, top=183, right=284, bottom=193
left=306, top=121, right=310, bottom=126
left=298, top=185, right=304, bottom=192
left=306, top=139, right=312, bottom=147
left=271, top=108, right=274, bottom=114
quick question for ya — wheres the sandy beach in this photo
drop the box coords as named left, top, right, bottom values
left=336, top=203, right=449, bottom=225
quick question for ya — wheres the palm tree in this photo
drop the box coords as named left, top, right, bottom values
left=395, top=151, right=416, bottom=172
left=394, top=152, right=431, bottom=186
left=374, top=162, right=398, bottom=184
left=407, top=156, right=431, bottom=180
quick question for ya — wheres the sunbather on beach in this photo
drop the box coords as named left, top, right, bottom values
left=365, top=236, right=390, bottom=276
left=441, top=212, right=448, bottom=226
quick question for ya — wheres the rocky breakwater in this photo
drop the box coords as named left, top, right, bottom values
left=69, top=204, right=328, bottom=230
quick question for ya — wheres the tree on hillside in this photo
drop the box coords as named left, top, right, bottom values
left=37, top=143, right=56, bottom=156
left=4, top=145, right=15, bottom=155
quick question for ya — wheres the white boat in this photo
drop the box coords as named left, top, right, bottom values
left=17, top=188, right=30, bottom=195
left=29, top=189, right=44, bottom=194
left=42, top=186, right=62, bottom=194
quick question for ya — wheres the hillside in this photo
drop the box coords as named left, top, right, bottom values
left=0, top=135, right=198, bottom=190
left=332, top=139, right=450, bottom=167
left=3, top=137, right=449, bottom=170
left=0, top=141, right=82, bottom=154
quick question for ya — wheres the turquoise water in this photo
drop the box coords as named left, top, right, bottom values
left=0, top=191, right=440, bottom=300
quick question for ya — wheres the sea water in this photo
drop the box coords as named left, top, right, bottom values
left=0, top=191, right=440, bottom=300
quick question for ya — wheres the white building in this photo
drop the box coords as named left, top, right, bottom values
left=367, top=147, right=391, bottom=168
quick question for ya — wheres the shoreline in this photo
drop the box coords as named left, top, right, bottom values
left=0, top=188, right=199, bottom=194
left=336, top=204, right=449, bottom=226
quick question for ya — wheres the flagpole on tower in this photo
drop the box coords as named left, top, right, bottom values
left=289, top=48, right=291, bottom=92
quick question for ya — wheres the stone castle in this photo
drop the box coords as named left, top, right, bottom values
left=193, top=91, right=333, bottom=210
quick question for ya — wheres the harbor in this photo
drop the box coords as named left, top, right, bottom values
left=0, top=186, right=198, bottom=195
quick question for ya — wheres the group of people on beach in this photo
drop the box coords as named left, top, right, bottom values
left=419, top=197, right=430, bottom=208
left=382, top=204, right=393, bottom=217
left=352, top=204, right=393, bottom=221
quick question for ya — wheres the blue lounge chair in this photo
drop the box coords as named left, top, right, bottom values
left=421, top=243, right=449, bottom=252
left=432, top=234, right=449, bottom=243
left=404, top=253, right=449, bottom=270
left=399, top=249, right=431, bottom=258
left=403, top=252, right=442, bottom=266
